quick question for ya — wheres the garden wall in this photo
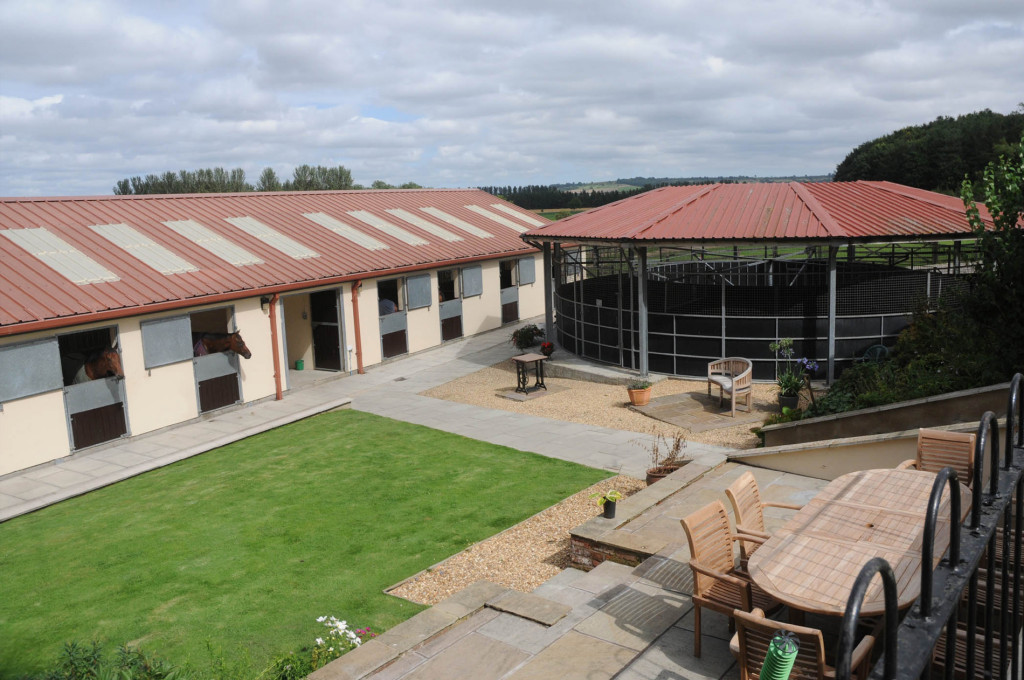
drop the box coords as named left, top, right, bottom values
left=761, top=382, right=1010, bottom=447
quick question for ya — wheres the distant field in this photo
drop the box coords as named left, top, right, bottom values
left=563, top=182, right=638, bottom=192
left=538, top=209, right=588, bottom=220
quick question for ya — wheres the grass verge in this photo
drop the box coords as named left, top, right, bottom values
left=0, top=410, right=611, bottom=678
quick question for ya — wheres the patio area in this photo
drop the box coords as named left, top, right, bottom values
left=311, top=462, right=829, bottom=680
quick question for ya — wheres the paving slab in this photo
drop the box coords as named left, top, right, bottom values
left=616, top=622, right=737, bottom=680
left=398, top=633, right=530, bottom=680
left=573, top=582, right=690, bottom=652
left=504, top=630, right=637, bottom=680
left=632, top=392, right=764, bottom=432
left=486, top=590, right=572, bottom=626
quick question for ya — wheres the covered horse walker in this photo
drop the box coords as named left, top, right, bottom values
left=522, top=181, right=990, bottom=384
left=0, top=189, right=546, bottom=476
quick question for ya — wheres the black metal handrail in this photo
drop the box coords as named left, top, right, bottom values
left=836, top=373, right=1024, bottom=680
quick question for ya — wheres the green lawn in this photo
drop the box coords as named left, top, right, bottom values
left=0, top=410, right=611, bottom=678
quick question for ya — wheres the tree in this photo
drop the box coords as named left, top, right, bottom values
left=961, top=134, right=1024, bottom=373
left=370, top=180, right=394, bottom=189
left=283, top=165, right=354, bottom=191
left=256, top=167, right=282, bottom=192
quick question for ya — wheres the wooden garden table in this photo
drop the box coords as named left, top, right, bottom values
left=747, top=468, right=971, bottom=617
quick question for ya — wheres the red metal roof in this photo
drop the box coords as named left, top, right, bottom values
left=524, top=181, right=993, bottom=244
left=0, top=189, right=543, bottom=333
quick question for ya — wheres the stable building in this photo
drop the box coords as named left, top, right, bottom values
left=0, top=189, right=546, bottom=476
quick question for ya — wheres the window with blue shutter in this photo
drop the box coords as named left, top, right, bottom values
left=462, top=265, right=483, bottom=297
left=406, top=273, right=432, bottom=310
left=140, top=315, right=193, bottom=368
left=518, top=256, right=536, bottom=285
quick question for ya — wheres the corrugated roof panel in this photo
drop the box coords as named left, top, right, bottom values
left=223, top=215, right=320, bottom=260
left=489, top=203, right=546, bottom=227
left=346, top=210, right=429, bottom=246
left=420, top=206, right=493, bottom=239
left=302, top=211, right=389, bottom=250
left=163, top=219, right=264, bottom=266
left=0, top=227, right=119, bottom=284
left=89, top=223, right=198, bottom=275
left=463, top=204, right=530, bottom=233
left=385, top=208, right=462, bottom=242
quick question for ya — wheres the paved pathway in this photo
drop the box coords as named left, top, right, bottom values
left=0, top=318, right=731, bottom=522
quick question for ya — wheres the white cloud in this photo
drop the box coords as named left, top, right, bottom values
left=1, top=0, right=1022, bottom=196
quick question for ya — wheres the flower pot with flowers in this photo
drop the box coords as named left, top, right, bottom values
left=626, top=379, right=653, bottom=406
left=509, top=323, right=545, bottom=351
left=769, top=338, right=818, bottom=412
left=591, top=489, right=623, bottom=518
left=540, top=341, right=555, bottom=357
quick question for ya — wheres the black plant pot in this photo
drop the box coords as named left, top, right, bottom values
left=602, top=500, right=617, bottom=519
left=778, top=394, right=799, bottom=412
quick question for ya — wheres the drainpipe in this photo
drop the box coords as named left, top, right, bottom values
left=269, top=293, right=283, bottom=400
left=351, top=281, right=366, bottom=374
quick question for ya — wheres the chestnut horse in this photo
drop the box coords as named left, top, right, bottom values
left=193, top=331, right=252, bottom=359
left=72, top=347, right=124, bottom=384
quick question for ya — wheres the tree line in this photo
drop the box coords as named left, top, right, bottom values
left=833, top=107, right=1024, bottom=195
left=478, top=182, right=707, bottom=210
left=112, top=165, right=422, bottom=195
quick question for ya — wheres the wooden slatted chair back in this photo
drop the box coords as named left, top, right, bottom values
left=917, top=429, right=976, bottom=489
left=680, top=500, right=736, bottom=596
left=726, top=471, right=766, bottom=535
left=733, top=608, right=828, bottom=680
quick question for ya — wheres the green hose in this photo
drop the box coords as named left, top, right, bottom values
left=760, top=630, right=800, bottom=680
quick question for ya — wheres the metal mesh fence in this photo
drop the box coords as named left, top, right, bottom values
left=553, top=242, right=975, bottom=379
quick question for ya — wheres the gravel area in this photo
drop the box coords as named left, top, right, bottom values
left=389, top=475, right=646, bottom=605
left=424, top=362, right=786, bottom=449
left=392, top=362, right=791, bottom=605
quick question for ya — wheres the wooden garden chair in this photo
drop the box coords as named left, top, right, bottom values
left=707, top=357, right=753, bottom=417
left=725, top=470, right=804, bottom=568
left=730, top=607, right=875, bottom=680
left=680, top=500, right=782, bottom=657
left=897, top=428, right=976, bottom=488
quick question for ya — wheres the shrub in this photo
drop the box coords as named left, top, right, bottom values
left=509, top=324, right=544, bottom=350
left=28, top=642, right=192, bottom=680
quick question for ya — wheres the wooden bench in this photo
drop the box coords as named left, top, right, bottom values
left=707, top=357, right=753, bottom=417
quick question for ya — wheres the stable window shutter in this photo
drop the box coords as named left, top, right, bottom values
left=462, top=265, right=483, bottom=297
left=518, top=257, right=536, bottom=285
left=141, top=315, right=193, bottom=368
left=0, top=338, right=62, bottom=403
left=406, top=274, right=432, bottom=310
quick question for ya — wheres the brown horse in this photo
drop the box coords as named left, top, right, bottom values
left=72, top=347, right=124, bottom=383
left=194, top=331, right=252, bottom=359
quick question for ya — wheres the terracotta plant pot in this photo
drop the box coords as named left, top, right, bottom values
left=645, top=460, right=689, bottom=486
left=627, top=387, right=652, bottom=406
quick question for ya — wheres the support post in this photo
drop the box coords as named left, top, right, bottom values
left=827, top=246, right=838, bottom=384
left=542, top=242, right=554, bottom=341
left=637, top=247, right=649, bottom=378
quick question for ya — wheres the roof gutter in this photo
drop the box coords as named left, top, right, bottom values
left=0, top=249, right=537, bottom=338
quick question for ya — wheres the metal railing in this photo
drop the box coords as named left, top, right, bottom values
left=838, top=373, right=1023, bottom=679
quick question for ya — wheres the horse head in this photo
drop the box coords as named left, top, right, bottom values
left=229, top=331, right=252, bottom=359
left=84, top=347, right=124, bottom=380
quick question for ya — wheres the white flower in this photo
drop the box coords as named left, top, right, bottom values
left=315, top=637, right=324, bottom=646
left=316, top=616, right=327, bottom=623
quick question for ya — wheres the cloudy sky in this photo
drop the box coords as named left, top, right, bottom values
left=1, top=0, right=1022, bottom=197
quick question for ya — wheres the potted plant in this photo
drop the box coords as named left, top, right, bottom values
left=768, top=339, right=820, bottom=412
left=641, top=431, right=689, bottom=485
left=539, top=341, right=555, bottom=358
left=509, top=323, right=544, bottom=351
left=626, top=378, right=653, bottom=406
left=591, top=489, right=623, bottom=519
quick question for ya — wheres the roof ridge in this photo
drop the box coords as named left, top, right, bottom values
left=789, top=182, right=844, bottom=238
left=626, top=184, right=719, bottom=239
left=1, top=188, right=479, bottom=204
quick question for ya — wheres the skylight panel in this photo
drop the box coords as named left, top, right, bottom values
left=1, top=227, right=119, bottom=284
left=489, top=203, right=546, bottom=227
left=224, top=216, right=320, bottom=259
left=347, top=210, right=429, bottom=246
left=385, top=209, right=462, bottom=242
left=419, top=207, right=493, bottom=239
left=163, top=219, right=263, bottom=266
left=302, top=212, right=388, bottom=251
left=463, top=205, right=530, bottom=233
left=89, top=223, right=198, bottom=275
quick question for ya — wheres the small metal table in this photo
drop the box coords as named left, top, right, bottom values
left=511, top=353, right=548, bottom=394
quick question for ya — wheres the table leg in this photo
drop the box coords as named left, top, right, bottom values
left=515, top=362, right=529, bottom=394
left=534, top=359, right=547, bottom=391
